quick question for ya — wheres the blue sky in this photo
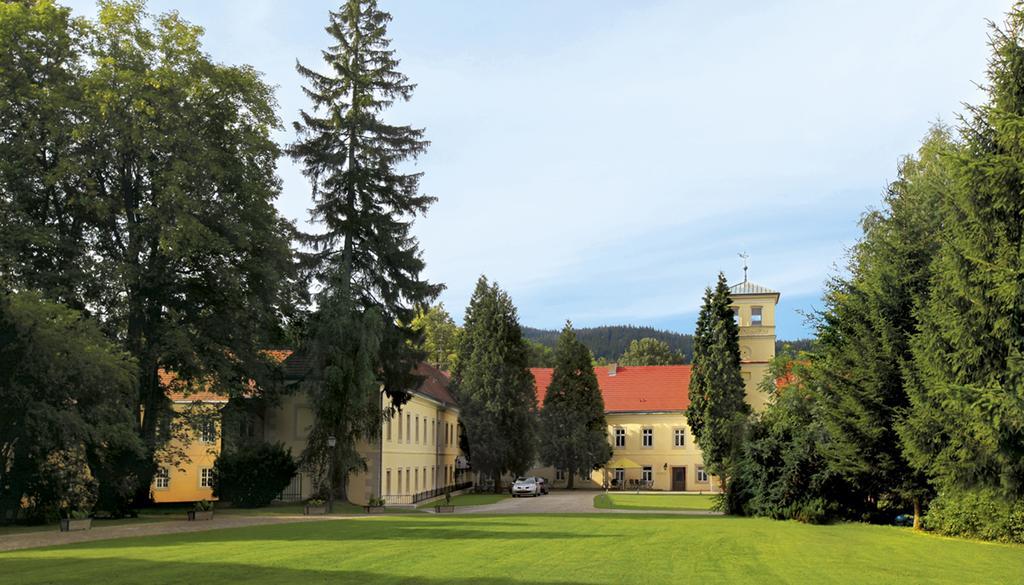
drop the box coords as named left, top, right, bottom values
left=65, top=0, right=1012, bottom=338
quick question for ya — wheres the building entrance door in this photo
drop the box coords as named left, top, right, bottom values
left=671, top=467, right=686, bottom=491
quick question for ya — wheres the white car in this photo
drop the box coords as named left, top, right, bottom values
left=511, top=477, right=540, bottom=497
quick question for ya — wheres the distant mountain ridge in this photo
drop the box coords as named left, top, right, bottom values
left=522, top=325, right=813, bottom=363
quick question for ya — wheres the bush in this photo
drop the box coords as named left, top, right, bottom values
left=924, top=489, right=1024, bottom=543
left=212, top=442, right=297, bottom=508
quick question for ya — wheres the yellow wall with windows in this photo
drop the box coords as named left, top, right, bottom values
left=526, top=412, right=719, bottom=492
left=732, top=289, right=779, bottom=413
left=151, top=402, right=223, bottom=504
left=260, top=388, right=462, bottom=506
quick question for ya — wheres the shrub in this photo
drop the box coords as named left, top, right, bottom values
left=924, top=489, right=1024, bottom=543
left=212, top=442, right=297, bottom=508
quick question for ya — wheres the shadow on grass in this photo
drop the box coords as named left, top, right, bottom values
left=0, top=557, right=594, bottom=585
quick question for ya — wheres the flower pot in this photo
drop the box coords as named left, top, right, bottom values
left=304, top=505, right=327, bottom=516
left=187, top=510, right=214, bottom=521
left=363, top=505, right=385, bottom=514
left=59, top=518, right=92, bottom=532
left=434, top=505, right=455, bottom=514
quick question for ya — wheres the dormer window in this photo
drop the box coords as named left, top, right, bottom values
left=751, top=306, right=763, bottom=326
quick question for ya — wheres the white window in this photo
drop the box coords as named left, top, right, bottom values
left=642, top=428, right=653, bottom=448
left=696, top=465, right=709, bottom=483
left=751, top=306, right=763, bottom=326
left=198, top=419, right=216, bottom=444
left=386, top=469, right=392, bottom=494
left=200, top=468, right=213, bottom=488
left=555, top=469, right=566, bottom=481
left=642, top=466, right=653, bottom=483
left=614, top=468, right=625, bottom=484
left=614, top=428, right=626, bottom=448
left=386, top=418, right=392, bottom=442
left=154, top=468, right=169, bottom=489
left=674, top=428, right=685, bottom=448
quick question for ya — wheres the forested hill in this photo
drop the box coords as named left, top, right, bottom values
left=522, top=325, right=814, bottom=363
left=522, top=325, right=694, bottom=362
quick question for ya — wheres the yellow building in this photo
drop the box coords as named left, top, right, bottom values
left=265, top=361, right=465, bottom=506
left=525, top=279, right=779, bottom=492
left=154, top=355, right=465, bottom=506
left=151, top=373, right=226, bottom=504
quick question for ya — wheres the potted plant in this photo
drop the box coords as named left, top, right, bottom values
left=304, top=497, right=328, bottom=515
left=59, top=509, right=93, bottom=532
left=187, top=499, right=215, bottom=521
left=435, top=488, right=455, bottom=513
left=363, top=496, right=385, bottom=514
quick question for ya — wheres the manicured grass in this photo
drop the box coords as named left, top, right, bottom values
left=416, top=493, right=509, bottom=508
left=2, top=514, right=1022, bottom=584
left=593, top=493, right=717, bottom=511
left=140, top=502, right=421, bottom=517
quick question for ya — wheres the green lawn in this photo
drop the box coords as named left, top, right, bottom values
left=593, top=493, right=717, bottom=511
left=2, top=514, right=1022, bottom=584
left=416, top=493, right=509, bottom=508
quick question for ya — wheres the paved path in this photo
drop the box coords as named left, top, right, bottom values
left=455, top=490, right=723, bottom=515
left=0, top=514, right=334, bottom=553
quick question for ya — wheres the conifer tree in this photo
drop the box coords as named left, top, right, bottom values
left=904, top=10, right=1024, bottom=500
left=687, top=273, right=749, bottom=487
left=453, top=277, right=537, bottom=491
left=288, top=0, right=442, bottom=490
left=813, top=127, right=952, bottom=527
left=538, top=322, right=612, bottom=488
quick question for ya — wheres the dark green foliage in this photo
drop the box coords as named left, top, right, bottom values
left=212, top=442, right=298, bottom=508
left=538, top=322, right=612, bottom=488
left=288, top=0, right=441, bottom=490
left=687, top=273, right=750, bottom=486
left=453, top=277, right=538, bottom=488
left=811, top=127, right=951, bottom=523
left=730, top=353, right=856, bottom=523
left=0, top=293, right=142, bottom=523
left=524, top=339, right=556, bottom=367
left=618, top=337, right=685, bottom=366
left=923, top=488, right=1024, bottom=543
left=0, top=0, right=300, bottom=505
left=523, top=325, right=693, bottom=362
left=904, top=10, right=1024, bottom=500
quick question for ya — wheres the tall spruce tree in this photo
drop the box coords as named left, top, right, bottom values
left=453, top=277, right=537, bottom=491
left=812, top=127, right=952, bottom=526
left=288, top=0, right=442, bottom=491
left=687, top=273, right=749, bottom=489
left=538, top=322, right=612, bottom=488
left=904, top=10, right=1024, bottom=500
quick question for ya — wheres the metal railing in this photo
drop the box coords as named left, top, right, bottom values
left=276, top=474, right=303, bottom=502
left=383, top=481, right=473, bottom=505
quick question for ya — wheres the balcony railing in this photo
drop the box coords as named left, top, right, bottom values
left=383, top=481, right=473, bottom=506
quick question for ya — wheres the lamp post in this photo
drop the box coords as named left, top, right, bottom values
left=327, top=435, right=337, bottom=513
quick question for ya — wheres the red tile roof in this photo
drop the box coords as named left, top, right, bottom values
left=530, top=365, right=692, bottom=413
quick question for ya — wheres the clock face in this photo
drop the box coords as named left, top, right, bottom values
left=741, top=346, right=752, bottom=360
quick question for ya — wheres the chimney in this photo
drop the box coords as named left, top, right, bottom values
left=608, top=363, right=618, bottom=376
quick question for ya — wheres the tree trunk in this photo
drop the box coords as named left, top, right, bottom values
left=913, top=497, right=921, bottom=530
left=567, top=472, right=575, bottom=490
left=493, top=471, right=502, bottom=494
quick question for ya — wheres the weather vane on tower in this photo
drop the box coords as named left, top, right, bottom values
left=739, top=252, right=749, bottom=283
